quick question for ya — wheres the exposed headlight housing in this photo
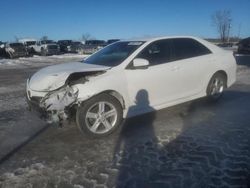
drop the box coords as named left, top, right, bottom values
left=40, top=85, right=79, bottom=111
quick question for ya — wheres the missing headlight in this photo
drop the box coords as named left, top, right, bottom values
left=40, top=85, right=79, bottom=111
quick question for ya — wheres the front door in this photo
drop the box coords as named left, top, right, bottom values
left=125, top=39, right=184, bottom=114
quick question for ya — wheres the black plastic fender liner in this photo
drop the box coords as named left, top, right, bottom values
left=66, top=71, right=106, bottom=85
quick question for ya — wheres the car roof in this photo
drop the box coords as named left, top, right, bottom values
left=120, top=36, right=223, bottom=54
left=122, top=36, right=203, bottom=42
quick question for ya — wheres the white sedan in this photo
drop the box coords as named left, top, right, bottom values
left=26, top=36, right=236, bottom=137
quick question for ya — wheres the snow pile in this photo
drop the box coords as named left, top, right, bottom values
left=0, top=59, right=22, bottom=66
left=0, top=54, right=89, bottom=68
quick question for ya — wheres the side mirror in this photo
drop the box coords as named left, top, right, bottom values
left=132, top=58, right=149, bottom=69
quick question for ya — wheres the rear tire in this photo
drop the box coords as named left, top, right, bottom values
left=206, top=73, right=227, bottom=101
left=76, top=93, right=123, bottom=138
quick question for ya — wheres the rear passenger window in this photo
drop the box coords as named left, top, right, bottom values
left=172, top=38, right=211, bottom=61
left=137, top=39, right=173, bottom=66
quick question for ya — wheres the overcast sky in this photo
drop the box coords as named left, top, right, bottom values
left=1, top=0, right=250, bottom=41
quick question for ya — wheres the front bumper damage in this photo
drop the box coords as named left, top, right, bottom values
left=26, top=85, right=79, bottom=126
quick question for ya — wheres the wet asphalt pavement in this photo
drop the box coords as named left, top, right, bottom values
left=0, top=55, right=250, bottom=188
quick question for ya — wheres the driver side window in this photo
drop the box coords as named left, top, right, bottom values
left=137, top=39, right=173, bottom=66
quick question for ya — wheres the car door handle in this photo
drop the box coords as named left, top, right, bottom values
left=171, top=66, right=180, bottom=71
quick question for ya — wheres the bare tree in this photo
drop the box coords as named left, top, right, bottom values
left=81, top=33, right=92, bottom=41
left=212, top=10, right=232, bottom=43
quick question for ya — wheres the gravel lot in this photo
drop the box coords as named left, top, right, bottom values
left=0, top=54, right=250, bottom=188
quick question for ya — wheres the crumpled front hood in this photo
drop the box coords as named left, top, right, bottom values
left=29, top=62, right=110, bottom=91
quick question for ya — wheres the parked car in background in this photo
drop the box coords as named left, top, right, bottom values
left=81, top=40, right=106, bottom=54
left=57, top=40, right=73, bottom=53
left=5, top=42, right=28, bottom=58
left=237, top=37, right=250, bottom=54
left=0, top=41, right=7, bottom=58
left=85, top=40, right=106, bottom=46
left=18, top=38, right=37, bottom=55
left=31, top=40, right=59, bottom=56
left=57, top=40, right=84, bottom=54
left=107, top=39, right=120, bottom=45
left=26, top=36, right=236, bottom=137
left=69, top=41, right=84, bottom=53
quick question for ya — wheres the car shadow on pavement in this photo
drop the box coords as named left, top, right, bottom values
left=113, top=90, right=250, bottom=188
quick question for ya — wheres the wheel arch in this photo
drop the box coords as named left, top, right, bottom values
left=213, top=70, right=228, bottom=87
left=77, top=89, right=126, bottom=110
left=98, top=90, right=126, bottom=110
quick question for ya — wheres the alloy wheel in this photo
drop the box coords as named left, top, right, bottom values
left=85, top=101, right=118, bottom=134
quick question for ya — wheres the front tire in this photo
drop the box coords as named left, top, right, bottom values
left=76, top=94, right=123, bottom=138
left=206, top=73, right=227, bottom=101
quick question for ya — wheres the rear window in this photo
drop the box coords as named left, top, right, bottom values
left=172, top=38, right=211, bottom=61
left=240, top=38, right=250, bottom=45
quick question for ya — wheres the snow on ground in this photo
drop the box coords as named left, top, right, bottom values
left=0, top=158, right=86, bottom=188
left=0, top=54, right=88, bottom=69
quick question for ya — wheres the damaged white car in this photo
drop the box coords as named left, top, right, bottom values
left=26, top=36, right=236, bottom=137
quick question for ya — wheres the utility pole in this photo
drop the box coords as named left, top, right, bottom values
left=227, top=19, right=232, bottom=43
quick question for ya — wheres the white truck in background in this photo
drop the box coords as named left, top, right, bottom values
left=30, top=40, right=60, bottom=56
left=18, top=38, right=37, bottom=55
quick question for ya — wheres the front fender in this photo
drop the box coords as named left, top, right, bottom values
left=73, top=71, right=130, bottom=117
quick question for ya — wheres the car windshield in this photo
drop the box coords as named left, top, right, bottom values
left=26, top=41, right=36, bottom=46
left=83, top=41, right=144, bottom=67
left=9, top=43, right=24, bottom=47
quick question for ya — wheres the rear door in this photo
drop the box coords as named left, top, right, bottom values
left=171, top=38, right=213, bottom=97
